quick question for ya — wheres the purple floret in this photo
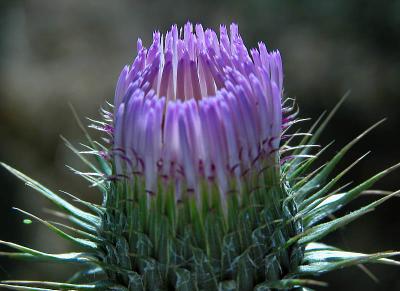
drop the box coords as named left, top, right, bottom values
left=112, top=22, right=284, bottom=200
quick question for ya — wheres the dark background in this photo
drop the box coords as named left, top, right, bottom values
left=0, top=1, right=399, bottom=290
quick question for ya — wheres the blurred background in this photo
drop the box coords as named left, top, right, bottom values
left=0, top=1, right=399, bottom=290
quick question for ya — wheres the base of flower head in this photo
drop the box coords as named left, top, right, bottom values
left=97, top=162, right=301, bottom=290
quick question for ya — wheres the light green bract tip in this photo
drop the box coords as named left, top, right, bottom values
left=1, top=22, right=399, bottom=291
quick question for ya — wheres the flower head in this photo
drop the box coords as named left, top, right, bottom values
left=113, top=22, right=283, bottom=201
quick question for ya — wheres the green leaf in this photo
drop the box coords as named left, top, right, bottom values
left=66, top=165, right=107, bottom=191
left=295, top=119, right=385, bottom=203
left=0, top=240, right=97, bottom=264
left=13, top=208, right=98, bottom=249
left=287, top=91, right=349, bottom=173
left=0, top=163, right=99, bottom=226
left=61, top=135, right=102, bottom=175
left=286, top=141, right=334, bottom=182
left=254, top=278, right=327, bottom=290
left=68, top=103, right=111, bottom=176
left=305, top=163, right=400, bottom=226
left=287, top=190, right=400, bottom=246
left=304, top=242, right=400, bottom=267
left=59, top=190, right=105, bottom=215
left=0, top=284, right=58, bottom=291
left=299, top=247, right=400, bottom=275
left=299, top=152, right=370, bottom=213
left=50, top=221, right=101, bottom=242
left=0, top=281, right=116, bottom=290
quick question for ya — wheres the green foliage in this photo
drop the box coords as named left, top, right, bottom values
left=1, top=99, right=399, bottom=290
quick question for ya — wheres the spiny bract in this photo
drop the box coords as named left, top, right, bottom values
left=1, top=22, right=399, bottom=291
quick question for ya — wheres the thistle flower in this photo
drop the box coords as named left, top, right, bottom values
left=112, top=23, right=283, bottom=207
left=1, top=22, right=399, bottom=291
